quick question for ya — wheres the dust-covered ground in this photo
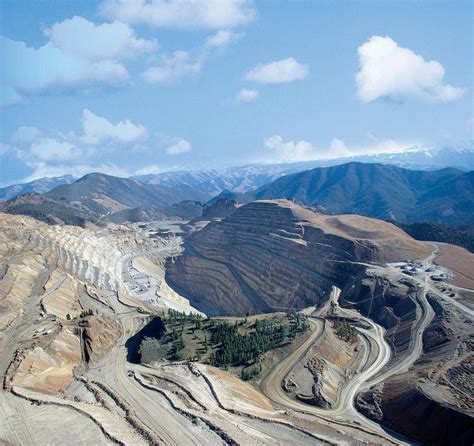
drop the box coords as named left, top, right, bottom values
left=0, top=212, right=472, bottom=445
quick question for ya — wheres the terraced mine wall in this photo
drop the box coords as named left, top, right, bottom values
left=167, top=202, right=362, bottom=315
left=166, top=200, right=426, bottom=316
left=350, top=280, right=474, bottom=445
left=341, top=275, right=419, bottom=357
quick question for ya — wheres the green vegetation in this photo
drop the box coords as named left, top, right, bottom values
left=391, top=221, right=474, bottom=253
left=4, top=199, right=90, bottom=227
left=240, top=365, right=260, bottom=381
left=333, top=319, right=358, bottom=343
left=80, top=308, right=94, bottom=318
left=154, top=309, right=311, bottom=380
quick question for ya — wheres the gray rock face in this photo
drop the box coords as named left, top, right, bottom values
left=166, top=199, right=430, bottom=316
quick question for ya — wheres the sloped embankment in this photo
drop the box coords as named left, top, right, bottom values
left=166, top=199, right=430, bottom=316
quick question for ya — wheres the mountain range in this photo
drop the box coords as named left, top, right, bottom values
left=2, top=146, right=472, bottom=203
left=0, top=175, right=76, bottom=201
left=0, top=160, right=472, bottom=227
left=248, top=163, right=474, bottom=225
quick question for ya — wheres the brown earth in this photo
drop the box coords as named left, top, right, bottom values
left=166, top=199, right=431, bottom=316
left=434, top=242, right=474, bottom=289
left=81, top=315, right=122, bottom=363
left=355, top=285, right=474, bottom=445
left=9, top=327, right=82, bottom=394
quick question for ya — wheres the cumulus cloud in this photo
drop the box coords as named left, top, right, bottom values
left=10, top=126, right=42, bottom=143
left=45, top=16, right=157, bottom=61
left=0, top=143, right=14, bottom=155
left=165, top=138, right=191, bottom=155
left=263, top=133, right=414, bottom=162
left=134, top=164, right=161, bottom=175
left=1, top=85, right=23, bottom=107
left=1, top=16, right=156, bottom=103
left=245, top=58, right=309, bottom=84
left=361, top=134, right=408, bottom=154
left=356, top=36, right=465, bottom=103
left=143, top=30, right=242, bottom=84
left=29, top=138, right=82, bottom=161
left=142, top=50, right=200, bottom=83
left=264, top=135, right=317, bottom=161
left=100, top=0, right=256, bottom=29
left=204, top=30, right=244, bottom=50
left=81, top=109, right=148, bottom=145
left=329, top=138, right=350, bottom=157
left=235, top=88, right=258, bottom=103
left=4, top=110, right=191, bottom=183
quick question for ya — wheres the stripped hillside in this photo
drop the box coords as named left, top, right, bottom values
left=166, top=199, right=431, bottom=315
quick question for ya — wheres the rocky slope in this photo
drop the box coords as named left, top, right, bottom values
left=0, top=193, right=97, bottom=227
left=213, top=163, right=473, bottom=225
left=355, top=292, right=474, bottom=445
left=166, top=199, right=431, bottom=316
left=47, top=172, right=205, bottom=214
left=343, top=261, right=474, bottom=445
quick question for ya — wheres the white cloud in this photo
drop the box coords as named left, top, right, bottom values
left=1, top=17, right=156, bottom=103
left=81, top=109, right=148, bottom=144
left=0, top=143, right=14, bottom=155
left=100, top=0, right=256, bottom=29
left=2, top=110, right=190, bottom=182
left=30, top=138, right=82, bottom=161
left=134, top=164, right=161, bottom=175
left=245, top=58, right=309, bottom=84
left=263, top=134, right=414, bottom=162
left=365, top=138, right=406, bottom=154
left=11, top=126, right=41, bottom=143
left=327, top=137, right=404, bottom=157
left=45, top=16, right=157, bottom=61
left=142, top=50, right=200, bottom=83
left=204, top=30, right=244, bottom=50
left=356, top=36, right=465, bottom=103
left=143, top=29, right=243, bottom=84
left=329, top=138, right=350, bottom=157
left=235, top=88, right=258, bottom=103
left=165, top=138, right=191, bottom=155
left=264, top=135, right=317, bottom=161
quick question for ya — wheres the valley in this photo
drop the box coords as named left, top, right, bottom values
left=3, top=1, right=472, bottom=443
left=0, top=196, right=472, bottom=445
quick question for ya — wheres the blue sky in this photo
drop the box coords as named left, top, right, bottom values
left=1, top=0, right=472, bottom=185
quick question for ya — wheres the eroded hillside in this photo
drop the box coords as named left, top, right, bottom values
left=166, top=199, right=431, bottom=315
left=1, top=212, right=395, bottom=445
left=1, top=202, right=472, bottom=446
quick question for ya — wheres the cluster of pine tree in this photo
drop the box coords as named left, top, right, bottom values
left=333, top=319, right=358, bottom=343
left=79, top=308, right=94, bottom=318
left=170, top=332, right=185, bottom=360
left=163, top=309, right=203, bottom=325
left=209, top=314, right=310, bottom=368
left=240, top=365, right=261, bottom=381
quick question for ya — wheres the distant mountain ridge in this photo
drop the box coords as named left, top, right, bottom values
left=0, top=173, right=207, bottom=226
left=214, top=163, right=473, bottom=226
left=1, top=145, right=472, bottom=202
left=0, top=175, right=76, bottom=201
left=46, top=172, right=206, bottom=214
left=0, top=193, right=96, bottom=227
left=1, top=161, right=472, bottom=227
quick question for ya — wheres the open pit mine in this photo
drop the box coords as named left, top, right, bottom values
left=0, top=199, right=473, bottom=446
